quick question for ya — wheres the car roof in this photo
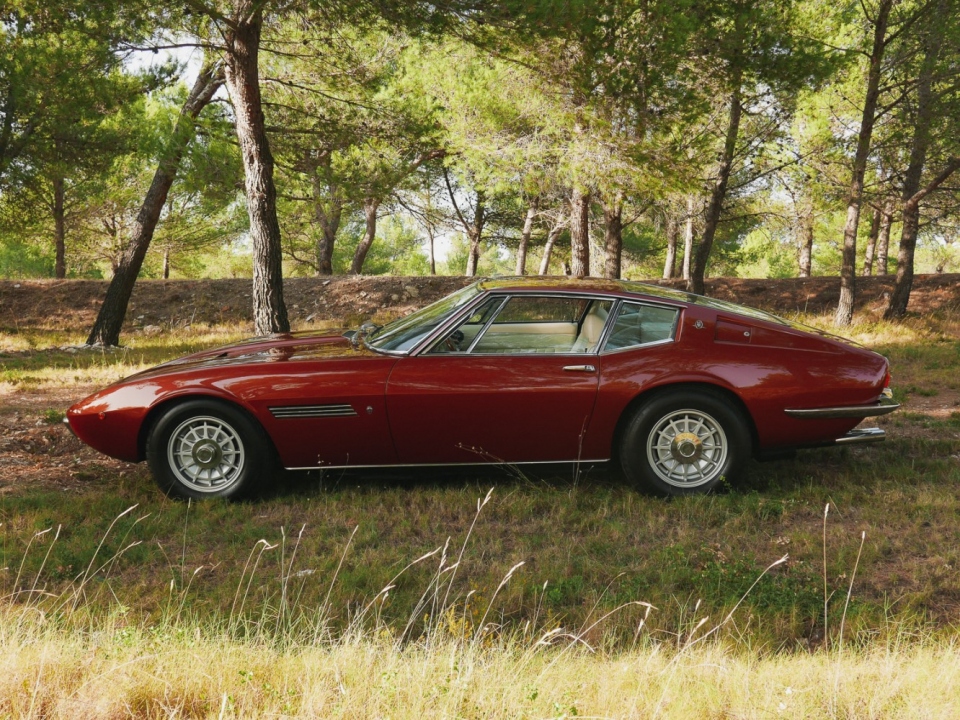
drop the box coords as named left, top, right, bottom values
left=473, top=276, right=821, bottom=331
left=475, top=276, right=699, bottom=304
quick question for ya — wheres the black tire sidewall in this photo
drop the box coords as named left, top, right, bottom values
left=146, top=399, right=269, bottom=500
left=619, top=390, right=750, bottom=496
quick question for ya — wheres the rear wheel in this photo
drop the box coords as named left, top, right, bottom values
left=619, top=390, right=750, bottom=496
left=147, top=400, right=271, bottom=499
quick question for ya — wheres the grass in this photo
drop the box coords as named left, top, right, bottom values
left=3, top=484, right=960, bottom=717
left=4, top=614, right=960, bottom=717
left=8, top=448, right=960, bottom=644
left=2, top=306, right=960, bottom=715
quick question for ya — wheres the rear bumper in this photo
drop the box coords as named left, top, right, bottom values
left=835, top=427, right=885, bottom=445
left=784, top=389, right=899, bottom=419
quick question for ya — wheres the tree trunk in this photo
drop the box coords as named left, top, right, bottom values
left=886, top=203, right=921, bottom=319
left=798, top=212, right=814, bottom=278
left=538, top=222, right=564, bottom=275
left=427, top=225, right=436, bottom=275
left=689, top=78, right=742, bottom=295
left=863, top=206, right=881, bottom=276
left=86, top=60, right=224, bottom=346
left=663, top=213, right=678, bottom=279
left=465, top=191, right=485, bottom=276
left=223, top=8, right=289, bottom=335
left=682, top=196, right=695, bottom=281
left=313, top=172, right=341, bottom=276
left=515, top=199, right=538, bottom=275
left=569, top=188, right=590, bottom=277
left=885, top=156, right=960, bottom=319
left=162, top=248, right=170, bottom=279
left=603, top=200, right=623, bottom=280
left=884, top=0, right=953, bottom=319
left=835, top=0, right=893, bottom=327
left=350, top=197, right=380, bottom=275
left=875, top=198, right=894, bottom=275
left=53, top=175, right=66, bottom=279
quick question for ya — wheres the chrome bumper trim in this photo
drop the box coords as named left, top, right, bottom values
left=785, top=392, right=899, bottom=419
left=834, top=427, right=885, bottom=445
left=62, top=416, right=77, bottom=438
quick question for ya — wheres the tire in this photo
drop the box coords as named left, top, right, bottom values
left=619, top=390, right=751, bottom=496
left=146, top=399, right=272, bottom=500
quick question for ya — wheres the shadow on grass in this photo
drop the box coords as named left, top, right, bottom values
left=261, top=460, right=626, bottom=500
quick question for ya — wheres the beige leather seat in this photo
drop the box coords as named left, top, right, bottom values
left=571, top=305, right=609, bottom=352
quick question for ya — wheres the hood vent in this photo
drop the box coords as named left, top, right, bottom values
left=269, top=404, right=357, bottom=419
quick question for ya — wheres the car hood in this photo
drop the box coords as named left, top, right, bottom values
left=125, top=331, right=377, bottom=381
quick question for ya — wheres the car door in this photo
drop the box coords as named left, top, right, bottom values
left=385, top=294, right=613, bottom=465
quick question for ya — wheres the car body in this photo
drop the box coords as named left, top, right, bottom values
left=66, top=277, right=898, bottom=498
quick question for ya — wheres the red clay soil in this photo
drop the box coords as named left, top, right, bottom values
left=1, top=273, right=959, bottom=335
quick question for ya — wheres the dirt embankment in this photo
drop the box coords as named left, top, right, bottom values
left=2, top=273, right=960, bottom=333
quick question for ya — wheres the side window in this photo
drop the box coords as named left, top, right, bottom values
left=493, top=296, right=589, bottom=323
left=472, top=296, right=612, bottom=354
left=429, top=296, right=614, bottom=354
left=602, top=302, right=679, bottom=352
left=428, top=296, right=505, bottom=354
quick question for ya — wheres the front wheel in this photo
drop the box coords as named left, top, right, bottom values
left=619, top=390, right=751, bottom=496
left=147, top=400, right=272, bottom=500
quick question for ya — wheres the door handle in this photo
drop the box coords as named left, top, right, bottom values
left=563, top=365, right=596, bottom=373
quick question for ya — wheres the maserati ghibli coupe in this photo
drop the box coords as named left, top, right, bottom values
left=66, top=278, right=897, bottom=498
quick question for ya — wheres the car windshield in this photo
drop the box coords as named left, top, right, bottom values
left=366, top=283, right=481, bottom=352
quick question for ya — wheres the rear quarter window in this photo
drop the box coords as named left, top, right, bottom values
left=603, top=303, right=679, bottom=352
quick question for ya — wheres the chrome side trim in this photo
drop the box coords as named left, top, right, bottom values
left=269, top=404, right=358, bottom=419
left=283, top=458, right=611, bottom=471
left=834, top=427, right=885, bottom=445
left=563, top=365, right=596, bottom=372
left=784, top=395, right=899, bottom=419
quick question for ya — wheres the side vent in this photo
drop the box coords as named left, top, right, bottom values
left=269, top=404, right=357, bottom=419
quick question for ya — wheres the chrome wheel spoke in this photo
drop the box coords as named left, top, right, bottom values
left=646, top=407, right=728, bottom=488
left=167, top=415, right=246, bottom=493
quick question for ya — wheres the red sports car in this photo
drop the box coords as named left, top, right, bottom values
left=67, top=278, right=897, bottom=498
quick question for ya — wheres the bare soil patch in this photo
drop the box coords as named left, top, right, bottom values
left=0, top=275, right=473, bottom=334
left=0, top=384, right=133, bottom=494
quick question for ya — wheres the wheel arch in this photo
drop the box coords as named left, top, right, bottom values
left=137, top=393, right=277, bottom=463
left=610, top=381, right=759, bottom=462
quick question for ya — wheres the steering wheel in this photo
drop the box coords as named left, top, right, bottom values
left=443, top=329, right=466, bottom=352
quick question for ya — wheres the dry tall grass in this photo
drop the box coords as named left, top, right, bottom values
left=0, top=493, right=956, bottom=718
left=2, top=611, right=958, bottom=718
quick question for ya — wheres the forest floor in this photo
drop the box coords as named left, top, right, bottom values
left=2, top=272, right=960, bottom=334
